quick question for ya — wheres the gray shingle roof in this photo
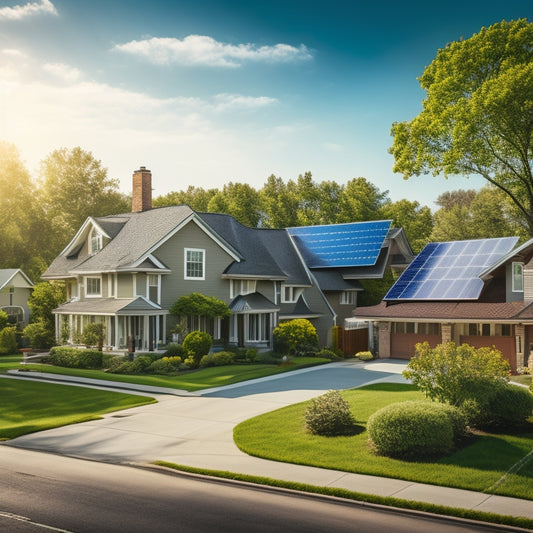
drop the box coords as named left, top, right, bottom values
left=54, top=297, right=165, bottom=315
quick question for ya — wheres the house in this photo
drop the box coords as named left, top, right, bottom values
left=0, top=269, right=34, bottom=326
left=353, top=236, right=533, bottom=372
left=42, top=167, right=413, bottom=353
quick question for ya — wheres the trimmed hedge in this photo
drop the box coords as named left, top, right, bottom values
left=305, top=390, right=355, bottom=436
left=182, top=331, right=212, bottom=368
left=49, top=347, right=103, bottom=369
left=199, top=351, right=236, bottom=368
left=367, top=401, right=460, bottom=458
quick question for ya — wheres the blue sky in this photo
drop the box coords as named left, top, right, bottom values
left=0, top=0, right=530, bottom=208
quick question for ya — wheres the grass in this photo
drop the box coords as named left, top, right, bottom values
left=154, top=462, right=533, bottom=531
left=0, top=377, right=155, bottom=440
left=0, top=354, right=330, bottom=391
left=511, top=374, right=532, bottom=387
left=234, top=383, right=533, bottom=501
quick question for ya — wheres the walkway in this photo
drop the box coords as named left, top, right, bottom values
left=3, top=360, right=533, bottom=521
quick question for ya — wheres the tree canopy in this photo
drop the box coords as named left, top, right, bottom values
left=390, top=19, right=533, bottom=233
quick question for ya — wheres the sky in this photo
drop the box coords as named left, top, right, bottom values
left=0, top=0, right=530, bottom=209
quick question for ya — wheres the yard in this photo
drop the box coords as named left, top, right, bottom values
left=0, top=354, right=330, bottom=392
left=234, top=383, right=533, bottom=501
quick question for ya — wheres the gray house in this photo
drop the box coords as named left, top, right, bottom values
left=42, top=167, right=413, bottom=352
left=0, top=269, right=34, bottom=326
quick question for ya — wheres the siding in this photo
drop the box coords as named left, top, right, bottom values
left=154, top=220, right=235, bottom=310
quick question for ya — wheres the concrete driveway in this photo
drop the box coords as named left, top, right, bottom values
left=6, top=360, right=407, bottom=465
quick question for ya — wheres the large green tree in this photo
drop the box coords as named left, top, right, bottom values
left=390, top=19, right=533, bottom=233
left=40, top=147, right=129, bottom=253
left=207, top=182, right=263, bottom=227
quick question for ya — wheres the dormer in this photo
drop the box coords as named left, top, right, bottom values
left=89, top=226, right=104, bottom=255
left=61, top=217, right=112, bottom=260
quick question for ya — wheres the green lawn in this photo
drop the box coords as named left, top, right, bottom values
left=0, top=355, right=330, bottom=392
left=234, top=383, right=533, bottom=500
left=511, top=374, right=532, bottom=387
left=0, top=378, right=155, bottom=440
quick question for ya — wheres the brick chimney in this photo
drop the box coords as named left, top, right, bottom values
left=132, top=166, right=152, bottom=212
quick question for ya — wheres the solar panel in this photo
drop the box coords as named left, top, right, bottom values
left=384, top=236, right=518, bottom=301
left=288, top=220, right=391, bottom=268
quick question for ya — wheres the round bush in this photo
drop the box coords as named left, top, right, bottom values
left=164, top=343, right=186, bottom=358
left=367, top=401, right=455, bottom=458
left=355, top=351, right=373, bottom=361
left=199, top=351, right=235, bottom=368
left=484, top=384, right=533, bottom=429
left=182, top=331, right=212, bottom=368
left=148, top=356, right=182, bottom=374
left=305, top=390, right=355, bottom=436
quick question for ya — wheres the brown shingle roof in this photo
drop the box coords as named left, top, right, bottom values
left=354, top=300, right=533, bottom=321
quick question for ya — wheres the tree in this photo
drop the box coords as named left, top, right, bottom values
left=403, top=342, right=510, bottom=406
left=170, top=293, right=230, bottom=319
left=0, top=142, right=41, bottom=271
left=380, top=199, right=433, bottom=253
left=153, top=185, right=218, bottom=211
left=390, top=20, right=533, bottom=234
left=337, top=178, right=389, bottom=223
left=259, top=174, right=299, bottom=228
left=207, top=182, right=262, bottom=227
left=40, top=147, right=129, bottom=253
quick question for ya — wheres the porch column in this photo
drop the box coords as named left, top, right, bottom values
left=55, top=314, right=60, bottom=344
left=162, top=314, right=166, bottom=345
left=378, top=321, right=391, bottom=359
left=114, top=316, right=120, bottom=350
left=441, top=323, right=452, bottom=344
left=515, top=323, right=525, bottom=369
left=68, top=315, right=73, bottom=344
left=144, top=315, right=149, bottom=350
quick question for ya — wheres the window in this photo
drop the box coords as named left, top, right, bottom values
left=230, top=279, right=256, bottom=298
left=512, top=262, right=524, bottom=292
left=282, top=285, right=302, bottom=303
left=340, top=291, right=356, bottom=305
left=184, top=248, right=205, bottom=280
left=248, top=314, right=270, bottom=342
left=90, top=228, right=103, bottom=254
left=148, top=274, right=159, bottom=303
left=85, top=276, right=101, bottom=297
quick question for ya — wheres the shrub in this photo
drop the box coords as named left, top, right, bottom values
left=182, top=331, right=212, bottom=368
left=245, top=348, right=257, bottom=363
left=367, top=401, right=455, bottom=458
left=148, top=356, right=182, bottom=374
left=23, top=320, right=56, bottom=349
left=480, top=384, right=533, bottom=429
left=305, top=390, right=355, bottom=436
left=403, top=342, right=510, bottom=406
left=164, top=343, right=186, bottom=358
left=0, top=309, right=8, bottom=330
left=0, top=326, right=18, bottom=354
left=48, top=347, right=103, bottom=369
left=82, top=322, right=106, bottom=350
left=355, top=351, right=373, bottom=361
left=273, top=319, right=318, bottom=356
left=316, top=348, right=342, bottom=360
left=199, top=351, right=236, bottom=367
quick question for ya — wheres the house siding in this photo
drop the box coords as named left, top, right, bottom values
left=154, top=220, right=235, bottom=310
left=117, top=274, right=133, bottom=298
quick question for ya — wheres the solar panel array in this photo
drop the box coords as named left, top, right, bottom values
left=384, top=237, right=518, bottom=301
left=288, top=220, right=391, bottom=268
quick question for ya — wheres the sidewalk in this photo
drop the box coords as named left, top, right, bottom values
left=4, top=361, right=533, bottom=521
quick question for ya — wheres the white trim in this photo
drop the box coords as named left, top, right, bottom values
left=184, top=248, right=206, bottom=280
left=281, top=285, right=303, bottom=303
left=84, top=276, right=102, bottom=298
left=61, top=217, right=111, bottom=257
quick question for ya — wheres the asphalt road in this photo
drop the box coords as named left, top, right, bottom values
left=0, top=447, right=516, bottom=533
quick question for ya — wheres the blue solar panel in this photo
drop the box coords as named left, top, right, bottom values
left=288, top=220, right=391, bottom=268
left=384, top=236, right=518, bottom=301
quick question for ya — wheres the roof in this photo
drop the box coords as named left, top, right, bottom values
left=53, top=297, right=166, bottom=315
left=384, top=237, right=519, bottom=301
left=229, top=292, right=280, bottom=313
left=354, top=300, right=533, bottom=322
left=0, top=269, right=34, bottom=290
left=198, top=212, right=311, bottom=285
left=287, top=220, right=392, bottom=269
left=312, top=270, right=363, bottom=291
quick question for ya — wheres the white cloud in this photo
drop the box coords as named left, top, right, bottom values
left=0, top=0, right=57, bottom=21
left=2, top=48, right=27, bottom=57
left=43, top=62, right=82, bottom=83
left=113, top=34, right=313, bottom=67
left=212, top=93, right=278, bottom=111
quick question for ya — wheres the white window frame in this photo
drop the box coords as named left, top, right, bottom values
left=230, top=279, right=257, bottom=298
left=512, top=262, right=524, bottom=292
left=340, top=291, right=356, bottom=305
left=89, top=227, right=103, bottom=254
left=184, top=248, right=205, bottom=280
left=281, top=285, right=302, bottom=303
left=147, top=274, right=160, bottom=304
left=85, top=276, right=102, bottom=298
